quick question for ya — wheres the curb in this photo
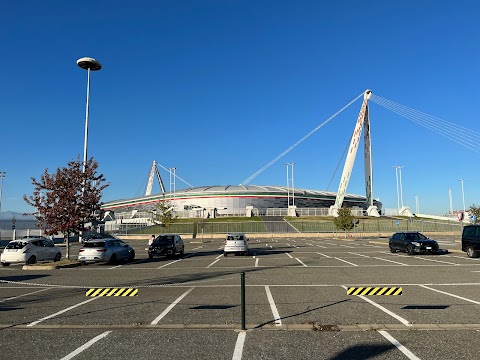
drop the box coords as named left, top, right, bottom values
left=22, top=262, right=82, bottom=271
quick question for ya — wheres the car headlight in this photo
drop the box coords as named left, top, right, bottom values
left=411, top=242, right=420, bottom=246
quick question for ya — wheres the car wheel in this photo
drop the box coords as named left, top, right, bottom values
left=467, top=246, right=479, bottom=258
left=406, top=245, right=415, bottom=255
left=1, top=262, right=10, bottom=267
left=109, top=254, right=117, bottom=264
left=27, top=256, right=37, bottom=265
left=148, top=254, right=153, bottom=259
left=81, top=261, right=87, bottom=265
left=54, top=253, right=61, bottom=262
left=180, top=249, right=185, bottom=256
left=224, top=252, right=227, bottom=257
left=389, top=244, right=397, bottom=253
left=129, top=251, right=135, bottom=262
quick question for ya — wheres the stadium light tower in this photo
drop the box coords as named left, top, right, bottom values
left=459, top=179, right=466, bottom=213
left=77, top=57, right=102, bottom=173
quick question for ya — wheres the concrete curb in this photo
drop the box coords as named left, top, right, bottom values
left=22, top=262, right=82, bottom=271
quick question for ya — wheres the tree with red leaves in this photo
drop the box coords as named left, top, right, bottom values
left=23, top=157, right=109, bottom=259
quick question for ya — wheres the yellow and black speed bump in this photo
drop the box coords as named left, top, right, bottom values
left=86, top=288, right=138, bottom=297
left=347, top=287, right=402, bottom=296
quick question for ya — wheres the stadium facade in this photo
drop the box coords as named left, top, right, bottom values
left=102, top=185, right=382, bottom=218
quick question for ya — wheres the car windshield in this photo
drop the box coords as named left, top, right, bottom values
left=6, top=242, right=27, bottom=249
left=405, top=233, right=427, bottom=241
left=83, top=241, right=106, bottom=248
left=153, top=236, right=175, bottom=245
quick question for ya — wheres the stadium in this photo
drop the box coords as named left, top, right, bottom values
left=101, top=185, right=383, bottom=219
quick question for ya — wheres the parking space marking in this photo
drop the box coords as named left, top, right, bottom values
left=348, top=252, right=370, bottom=258
left=207, top=259, right=221, bottom=268
left=265, top=286, right=282, bottom=326
left=216, top=254, right=223, bottom=259
left=59, top=331, right=112, bottom=360
left=0, top=288, right=50, bottom=303
left=285, top=252, right=293, bottom=258
left=372, top=257, right=409, bottom=266
left=378, top=331, right=420, bottom=360
left=150, top=288, right=194, bottom=324
left=317, top=252, right=331, bottom=258
left=420, top=285, right=480, bottom=305
left=395, top=254, right=457, bottom=265
left=255, top=258, right=259, bottom=267
left=334, top=258, right=358, bottom=266
left=295, top=258, right=308, bottom=267
left=28, top=297, right=99, bottom=326
left=341, top=285, right=411, bottom=326
left=232, top=332, right=246, bottom=360
left=316, top=245, right=327, bottom=248
left=157, top=254, right=195, bottom=268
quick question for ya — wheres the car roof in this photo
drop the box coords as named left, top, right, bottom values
left=227, top=232, right=246, bottom=235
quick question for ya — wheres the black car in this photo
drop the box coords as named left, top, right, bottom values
left=389, top=231, right=439, bottom=255
left=462, top=225, right=480, bottom=258
left=148, top=234, right=185, bottom=258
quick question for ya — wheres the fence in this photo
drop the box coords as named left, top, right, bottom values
left=110, top=218, right=463, bottom=236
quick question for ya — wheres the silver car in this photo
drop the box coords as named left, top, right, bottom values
left=78, top=238, right=135, bottom=264
left=224, top=233, right=249, bottom=256
left=1, top=238, right=61, bottom=266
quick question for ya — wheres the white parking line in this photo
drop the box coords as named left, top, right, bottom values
left=317, top=252, right=331, bottom=258
left=207, top=259, right=221, bottom=268
left=334, top=258, right=358, bottom=266
left=348, top=252, right=370, bottom=258
left=232, top=332, right=246, bottom=360
left=0, top=288, right=50, bottom=303
left=372, top=257, right=409, bottom=266
left=28, top=297, right=99, bottom=326
left=151, top=288, right=194, bottom=324
left=341, top=286, right=411, bottom=327
left=216, top=254, right=223, bottom=259
left=396, top=254, right=457, bottom=265
left=378, top=331, right=420, bottom=360
left=255, top=258, right=259, bottom=267
left=157, top=254, right=195, bottom=269
left=59, top=331, right=112, bottom=360
left=316, top=245, right=327, bottom=248
left=265, top=286, right=282, bottom=326
left=295, top=258, right=308, bottom=267
left=285, top=252, right=293, bottom=258
left=420, top=285, right=480, bottom=305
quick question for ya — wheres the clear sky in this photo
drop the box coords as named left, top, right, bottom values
left=1, top=0, right=479, bottom=215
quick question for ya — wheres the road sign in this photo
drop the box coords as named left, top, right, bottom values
left=12, top=225, right=15, bottom=230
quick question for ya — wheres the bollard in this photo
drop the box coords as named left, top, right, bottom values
left=241, top=271, right=246, bottom=330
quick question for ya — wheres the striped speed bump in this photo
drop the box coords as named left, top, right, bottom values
left=347, top=287, right=402, bottom=296
left=86, top=288, right=138, bottom=297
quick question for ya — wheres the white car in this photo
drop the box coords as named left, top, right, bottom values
left=1, top=238, right=62, bottom=266
left=78, top=238, right=135, bottom=264
left=223, top=233, right=249, bottom=256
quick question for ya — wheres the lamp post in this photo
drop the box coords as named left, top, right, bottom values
left=393, top=166, right=403, bottom=211
left=448, top=188, right=453, bottom=215
left=459, top=179, right=466, bottom=213
left=77, top=57, right=102, bottom=173
left=414, top=195, right=419, bottom=214
left=286, top=163, right=295, bottom=206
left=0, top=172, right=5, bottom=214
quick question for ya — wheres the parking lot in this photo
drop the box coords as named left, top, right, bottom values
left=2, top=235, right=480, bottom=359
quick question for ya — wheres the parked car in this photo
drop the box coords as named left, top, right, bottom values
left=389, top=231, right=439, bottom=255
left=1, top=238, right=61, bottom=266
left=224, top=233, right=249, bottom=256
left=462, top=224, right=480, bottom=258
left=148, top=234, right=184, bottom=258
left=78, top=238, right=135, bottom=264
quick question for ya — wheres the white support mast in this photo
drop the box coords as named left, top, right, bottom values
left=145, top=160, right=166, bottom=196
left=329, top=89, right=379, bottom=217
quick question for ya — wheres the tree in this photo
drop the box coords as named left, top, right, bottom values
left=468, top=204, right=480, bottom=224
left=23, top=157, right=109, bottom=259
left=334, top=206, right=357, bottom=235
left=153, top=197, right=177, bottom=228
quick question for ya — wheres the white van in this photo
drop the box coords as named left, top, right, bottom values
left=223, top=233, right=249, bottom=256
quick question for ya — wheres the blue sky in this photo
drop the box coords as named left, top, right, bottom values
left=1, top=0, right=479, bottom=215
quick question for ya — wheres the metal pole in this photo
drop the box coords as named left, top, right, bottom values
left=449, top=188, right=453, bottom=215
left=460, top=179, right=466, bottom=213
left=241, top=272, right=246, bottom=330
left=0, top=172, right=5, bottom=214
left=83, top=68, right=91, bottom=173
left=399, top=167, right=404, bottom=208
left=286, top=164, right=290, bottom=206
left=394, top=166, right=400, bottom=211
left=292, top=163, right=295, bottom=207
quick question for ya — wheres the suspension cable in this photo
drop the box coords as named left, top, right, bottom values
left=239, top=92, right=365, bottom=185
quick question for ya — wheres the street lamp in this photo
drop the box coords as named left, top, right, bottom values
left=448, top=188, right=453, bottom=215
left=414, top=195, right=419, bottom=214
left=459, top=179, right=466, bottom=213
left=286, top=163, right=295, bottom=206
left=393, top=166, right=403, bottom=210
left=0, top=172, right=5, bottom=214
left=77, top=57, right=102, bottom=173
